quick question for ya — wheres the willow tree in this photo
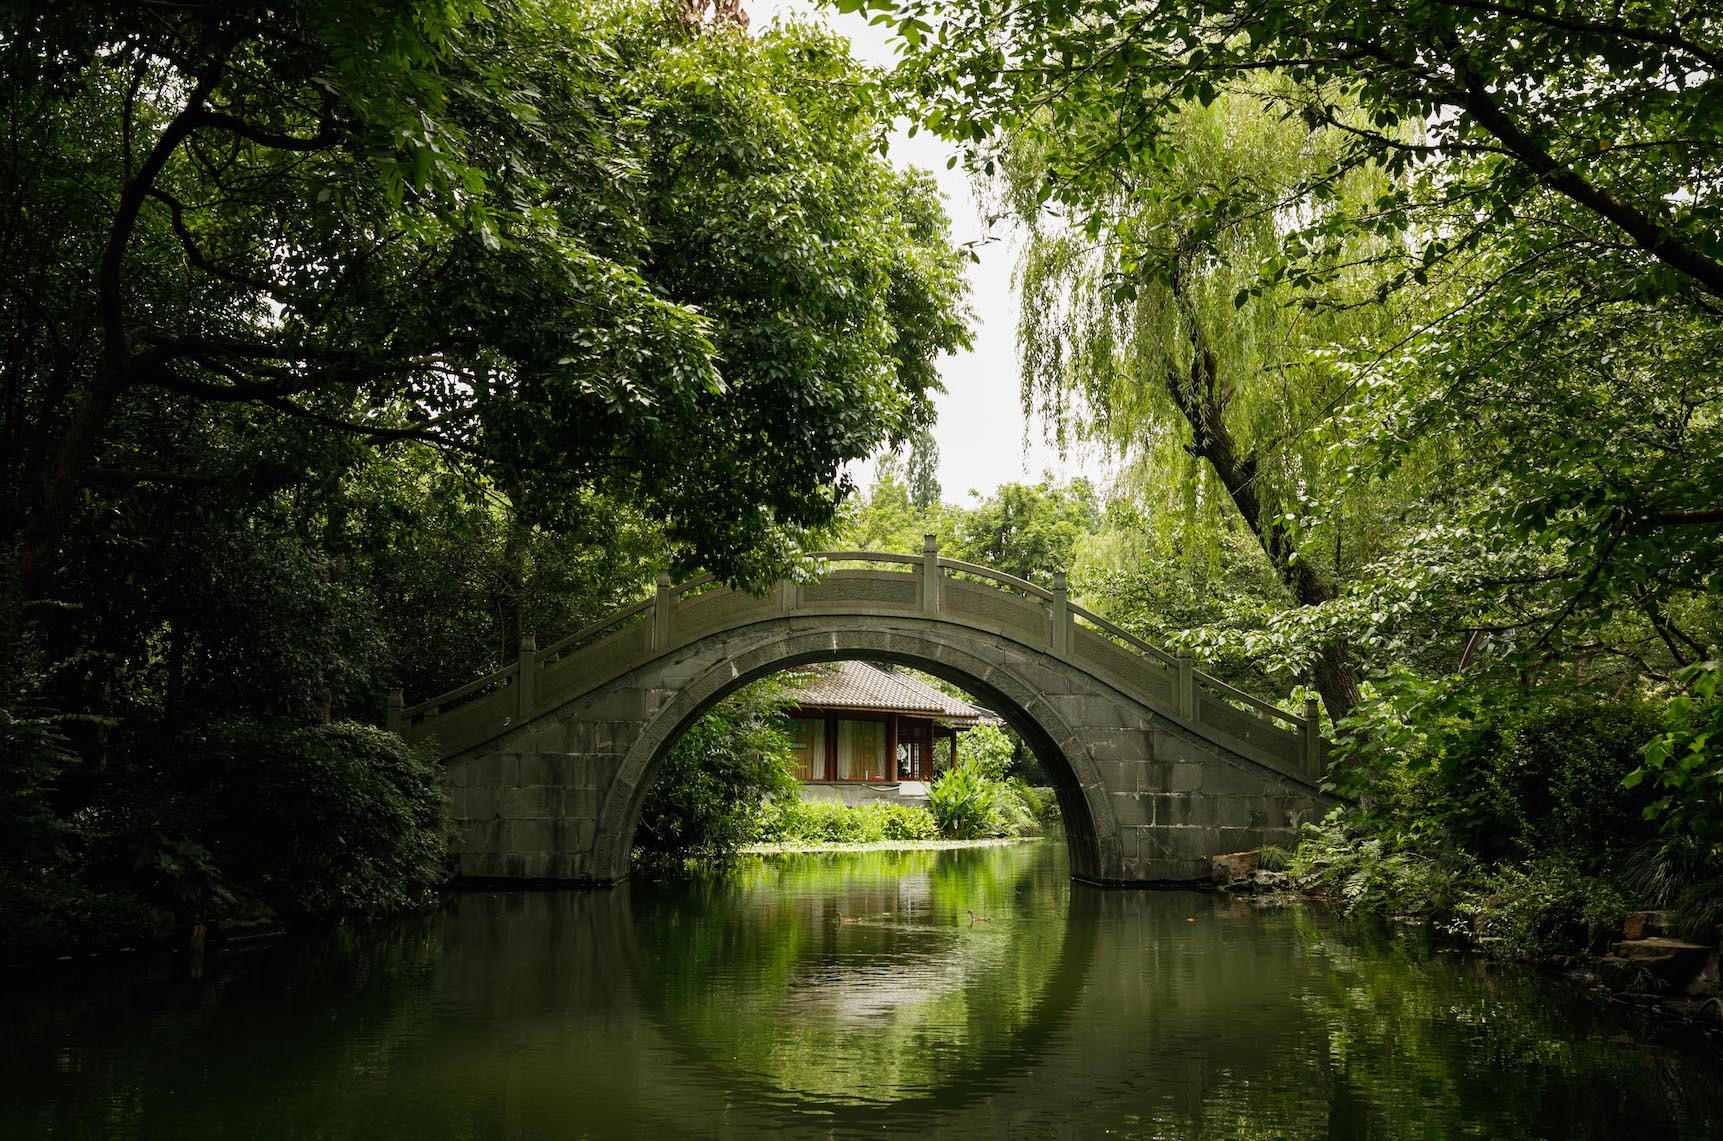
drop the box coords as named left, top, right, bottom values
left=858, top=0, right=1721, bottom=715
left=996, top=89, right=1427, bottom=719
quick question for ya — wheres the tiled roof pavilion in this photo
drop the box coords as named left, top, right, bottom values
left=788, top=661, right=998, bottom=725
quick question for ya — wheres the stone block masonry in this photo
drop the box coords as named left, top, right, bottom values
left=413, top=563, right=1336, bottom=887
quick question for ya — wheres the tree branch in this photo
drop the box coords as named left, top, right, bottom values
left=101, top=68, right=222, bottom=366
left=258, top=395, right=462, bottom=450
left=1432, top=0, right=1723, bottom=74
left=146, top=187, right=275, bottom=294
left=186, top=107, right=338, bottom=153
left=1454, top=66, right=1723, bottom=299
left=1650, top=506, right=1723, bottom=525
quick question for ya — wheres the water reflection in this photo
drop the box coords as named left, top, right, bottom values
left=631, top=845, right=1093, bottom=1122
left=2, top=843, right=1721, bottom=1139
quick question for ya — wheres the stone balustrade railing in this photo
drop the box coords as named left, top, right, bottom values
left=388, top=536, right=1328, bottom=782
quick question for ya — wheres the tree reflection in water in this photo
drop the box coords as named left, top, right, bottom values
left=3, top=843, right=1721, bottom=1139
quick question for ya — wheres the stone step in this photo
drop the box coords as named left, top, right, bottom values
left=1210, top=850, right=1260, bottom=883
left=1610, top=936, right=1710, bottom=961
left=1622, top=910, right=1673, bottom=940
left=1599, top=938, right=1716, bottom=994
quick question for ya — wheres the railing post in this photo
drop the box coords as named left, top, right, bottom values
left=652, top=570, right=673, bottom=650
left=1049, top=570, right=1069, bottom=656
left=779, top=577, right=799, bottom=613
left=1303, top=696, right=1323, bottom=779
left=1176, top=649, right=1197, bottom=721
left=516, top=633, right=538, bottom=722
left=920, top=533, right=940, bottom=614
left=386, top=688, right=404, bottom=735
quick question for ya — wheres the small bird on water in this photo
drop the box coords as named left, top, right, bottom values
left=967, top=909, right=991, bottom=924
left=834, top=913, right=861, bottom=925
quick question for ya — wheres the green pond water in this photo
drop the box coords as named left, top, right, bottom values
left=5, top=841, right=1722, bottom=1139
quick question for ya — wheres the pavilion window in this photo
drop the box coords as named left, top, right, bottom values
left=896, top=717, right=933, bottom=780
left=835, top=718, right=888, bottom=781
left=786, top=717, right=825, bottom=782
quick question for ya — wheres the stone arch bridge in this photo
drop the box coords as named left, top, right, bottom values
left=391, top=541, right=1335, bottom=886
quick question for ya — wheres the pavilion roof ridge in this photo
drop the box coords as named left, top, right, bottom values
left=787, top=660, right=997, bottom=724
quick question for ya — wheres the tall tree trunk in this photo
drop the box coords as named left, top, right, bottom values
left=1165, top=263, right=1362, bottom=722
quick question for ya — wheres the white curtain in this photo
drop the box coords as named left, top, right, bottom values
left=836, top=719, right=886, bottom=780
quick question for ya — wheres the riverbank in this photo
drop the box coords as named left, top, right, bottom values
left=1210, top=847, right=1723, bottom=1033
left=737, top=836, right=1043, bottom=856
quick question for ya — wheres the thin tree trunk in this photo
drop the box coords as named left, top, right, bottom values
left=1165, top=263, right=1362, bottom=722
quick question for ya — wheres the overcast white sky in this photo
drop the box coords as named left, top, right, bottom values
left=750, top=1, right=1106, bottom=501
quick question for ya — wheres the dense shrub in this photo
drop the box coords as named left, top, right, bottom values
left=1023, top=785, right=1062, bottom=828
left=1332, top=691, right=1664, bottom=873
left=1, top=714, right=451, bottom=960
left=1629, top=662, right=1723, bottom=852
left=929, top=763, right=1001, bottom=838
left=0, top=865, right=154, bottom=961
left=1293, top=815, right=1630, bottom=960
left=937, top=725, right=1058, bottom=838
left=958, top=723, right=1016, bottom=780
left=635, top=679, right=802, bottom=858
left=1482, top=698, right=1661, bottom=861
left=753, top=797, right=939, bottom=844
left=1294, top=817, right=1477, bottom=926
left=866, top=801, right=942, bottom=841
left=756, top=797, right=865, bottom=843
left=182, top=719, right=452, bottom=916
left=1470, top=857, right=1627, bottom=960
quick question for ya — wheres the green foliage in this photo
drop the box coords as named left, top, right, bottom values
left=753, top=798, right=940, bottom=845
left=870, top=802, right=942, bottom=842
left=1629, top=662, right=1723, bottom=850
left=0, top=715, right=450, bottom=960
left=757, top=798, right=860, bottom=844
left=928, top=763, right=1001, bottom=839
left=1470, top=859, right=1628, bottom=963
left=1257, top=845, right=1291, bottom=873
left=927, top=761, right=1042, bottom=840
left=841, top=468, right=1098, bottom=588
left=0, top=865, right=153, bottom=963
left=1329, top=674, right=1666, bottom=860
left=0, top=695, right=80, bottom=867
left=994, top=778, right=1041, bottom=836
left=1479, top=699, right=1663, bottom=862
left=1293, top=816, right=1475, bottom=926
left=1, top=0, right=973, bottom=951
left=1289, top=678, right=1719, bottom=964
left=1294, top=815, right=1623, bottom=960
left=949, top=479, right=1100, bottom=583
left=175, top=719, right=452, bottom=917
left=1669, top=877, right=1723, bottom=945
left=636, top=677, right=802, bottom=858
left=5, top=1, right=973, bottom=596
left=905, top=428, right=941, bottom=510
left=1023, top=785, right=1062, bottom=830
left=956, top=722, right=1015, bottom=780
left=864, top=0, right=1723, bottom=818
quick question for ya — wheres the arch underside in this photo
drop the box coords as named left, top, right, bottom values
left=442, top=612, right=1333, bottom=887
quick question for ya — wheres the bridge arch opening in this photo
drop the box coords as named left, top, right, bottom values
left=593, top=630, right=1119, bottom=883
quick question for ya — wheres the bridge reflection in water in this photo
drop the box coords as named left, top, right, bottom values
left=6, top=844, right=1721, bottom=1139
